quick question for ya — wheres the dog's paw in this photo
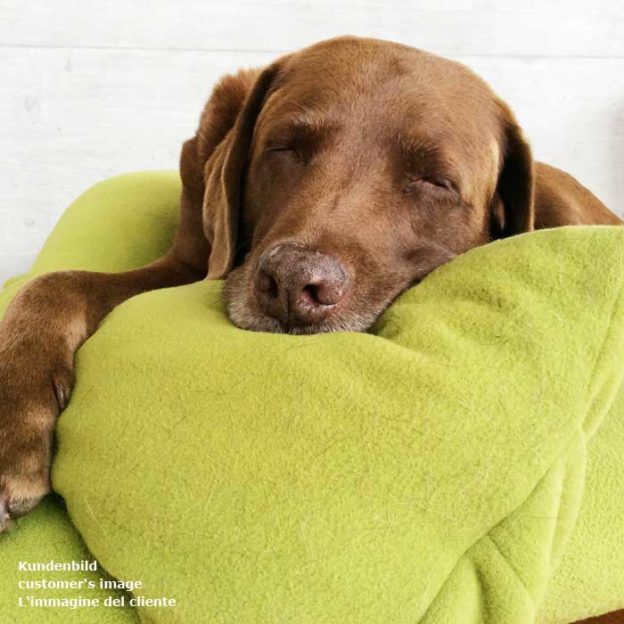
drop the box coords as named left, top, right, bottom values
left=0, top=473, right=51, bottom=533
left=0, top=342, right=73, bottom=533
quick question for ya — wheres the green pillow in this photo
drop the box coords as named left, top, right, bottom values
left=1, top=172, right=623, bottom=624
left=0, top=498, right=138, bottom=624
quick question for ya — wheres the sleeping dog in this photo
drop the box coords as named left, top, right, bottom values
left=0, top=35, right=621, bottom=531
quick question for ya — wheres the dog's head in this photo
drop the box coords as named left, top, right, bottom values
left=188, top=36, right=534, bottom=334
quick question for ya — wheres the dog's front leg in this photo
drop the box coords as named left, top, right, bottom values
left=0, top=255, right=202, bottom=531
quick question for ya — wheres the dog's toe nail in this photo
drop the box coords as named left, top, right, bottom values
left=52, top=368, right=74, bottom=411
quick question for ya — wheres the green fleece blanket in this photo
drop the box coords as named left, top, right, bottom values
left=1, top=172, right=623, bottom=624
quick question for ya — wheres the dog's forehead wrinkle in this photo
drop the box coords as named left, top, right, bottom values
left=264, top=72, right=495, bottom=161
left=274, top=108, right=337, bottom=131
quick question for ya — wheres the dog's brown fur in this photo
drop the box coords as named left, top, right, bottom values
left=0, top=36, right=621, bottom=550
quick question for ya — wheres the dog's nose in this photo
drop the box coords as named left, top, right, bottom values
left=255, top=243, right=350, bottom=327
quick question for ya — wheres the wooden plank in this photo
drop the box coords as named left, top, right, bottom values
left=1, top=47, right=623, bottom=281
left=0, top=48, right=276, bottom=279
left=1, top=0, right=623, bottom=58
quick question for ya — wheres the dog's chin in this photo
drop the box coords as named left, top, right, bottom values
left=225, top=299, right=381, bottom=335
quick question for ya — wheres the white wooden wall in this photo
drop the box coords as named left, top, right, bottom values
left=1, top=1, right=623, bottom=282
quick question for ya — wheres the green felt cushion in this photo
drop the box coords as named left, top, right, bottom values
left=0, top=498, right=138, bottom=624
left=1, top=172, right=623, bottom=624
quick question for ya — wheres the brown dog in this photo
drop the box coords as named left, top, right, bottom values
left=0, top=36, right=621, bottom=533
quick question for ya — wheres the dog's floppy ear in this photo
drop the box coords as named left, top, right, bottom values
left=490, top=103, right=535, bottom=238
left=197, top=64, right=282, bottom=279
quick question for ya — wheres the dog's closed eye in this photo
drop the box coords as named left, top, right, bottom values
left=403, top=177, right=459, bottom=198
left=266, top=144, right=293, bottom=153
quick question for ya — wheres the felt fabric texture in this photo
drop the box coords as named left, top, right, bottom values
left=1, top=172, right=623, bottom=624
left=0, top=498, right=138, bottom=623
